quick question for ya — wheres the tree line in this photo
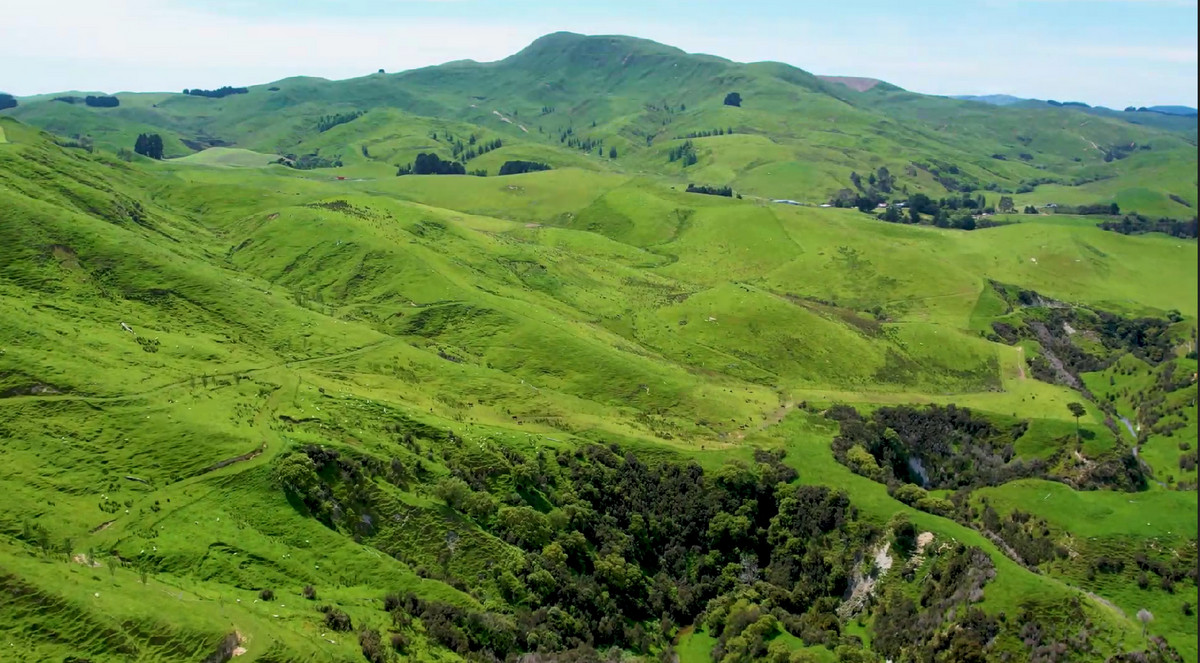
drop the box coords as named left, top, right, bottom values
left=84, top=95, right=119, bottom=108
left=453, top=137, right=502, bottom=162
left=497, top=160, right=551, bottom=176
left=278, top=153, right=343, bottom=170
left=1057, top=202, right=1122, bottom=216
left=676, top=128, right=735, bottom=139
left=686, top=184, right=734, bottom=197
left=398, top=153, right=468, bottom=176
left=316, top=110, right=365, bottom=132
left=183, top=86, right=249, bottom=98
left=1099, top=214, right=1197, bottom=239
left=395, top=154, right=550, bottom=178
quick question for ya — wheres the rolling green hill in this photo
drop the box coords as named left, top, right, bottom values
left=5, top=33, right=1197, bottom=216
left=0, top=30, right=1196, bottom=663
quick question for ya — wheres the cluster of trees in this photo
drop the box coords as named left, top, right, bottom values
left=1014, top=176, right=1060, bottom=194
left=677, top=128, right=735, bottom=139
left=991, top=298, right=1179, bottom=371
left=979, top=503, right=1067, bottom=567
left=265, top=400, right=1188, bottom=663
left=1083, top=542, right=1199, bottom=598
left=864, top=191, right=1005, bottom=231
left=827, top=404, right=1039, bottom=493
left=278, top=153, right=343, bottom=169
left=835, top=167, right=904, bottom=214
left=498, top=160, right=551, bottom=176
left=424, top=131, right=494, bottom=161
left=183, top=86, right=249, bottom=98
left=724, top=92, right=742, bottom=107
left=133, top=133, right=164, bottom=159
left=556, top=128, right=605, bottom=156
left=276, top=441, right=877, bottom=657
left=0, top=93, right=17, bottom=110
left=1055, top=202, right=1122, bottom=215
left=1101, top=143, right=1141, bottom=162
left=685, top=184, right=734, bottom=197
left=873, top=545, right=1000, bottom=662
left=908, top=160, right=985, bottom=194
left=1099, top=214, right=1198, bottom=239
left=397, top=153, right=467, bottom=176
left=316, top=110, right=364, bottom=132
left=84, top=95, right=119, bottom=108
left=55, top=134, right=94, bottom=153
left=452, top=136, right=503, bottom=162
left=668, top=140, right=699, bottom=166
left=849, top=166, right=896, bottom=195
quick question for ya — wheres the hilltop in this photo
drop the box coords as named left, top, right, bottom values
left=4, top=32, right=1197, bottom=216
left=0, top=31, right=1197, bottom=663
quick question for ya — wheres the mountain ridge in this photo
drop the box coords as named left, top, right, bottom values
left=4, top=32, right=1195, bottom=220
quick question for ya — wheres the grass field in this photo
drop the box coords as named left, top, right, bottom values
left=172, top=147, right=283, bottom=168
left=0, top=30, right=1195, bottom=663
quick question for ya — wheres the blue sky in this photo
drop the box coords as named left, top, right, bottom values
left=2, top=0, right=1196, bottom=106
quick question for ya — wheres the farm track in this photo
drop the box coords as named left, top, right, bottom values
left=93, top=371, right=294, bottom=536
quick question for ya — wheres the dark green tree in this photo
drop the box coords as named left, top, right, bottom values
left=723, top=92, right=742, bottom=107
left=133, top=133, right=164, bottom=160
left=1067, top=402, right=1087, bottom=445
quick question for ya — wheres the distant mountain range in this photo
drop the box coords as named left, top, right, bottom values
left=953, top=94, right=1197, bottom=117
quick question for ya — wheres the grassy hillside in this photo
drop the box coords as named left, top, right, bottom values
left=0, top=32, right=1195, bottom=663
left=5, top=33, right=1195, bottom=219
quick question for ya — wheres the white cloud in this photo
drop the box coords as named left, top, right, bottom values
left=0, top=0, right=546, bottom=93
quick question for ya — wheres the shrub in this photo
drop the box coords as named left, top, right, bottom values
left=915, top=496, right=954, bottom=517
left=324, top=607, right=353, bottom=631
left=359, top=628, right=386, bottom=663
left=259, top=588, right=275, bottom=601
left=302, top=584, right=317, bottom=600
left=845, top=444, right=883, bottom=481
left=724, top=92, right=742, bottom=107
left=390, top=632, right=409, bottom=652
left=893, top=483, right=928, bottom=506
